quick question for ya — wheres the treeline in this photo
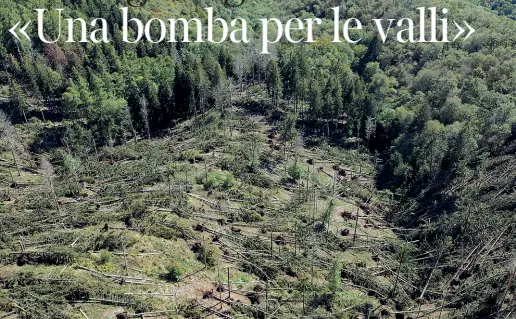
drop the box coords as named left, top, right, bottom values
left=478, top=0, right=516, bottom=19
left=1, top=0, right=242, bottom=145
left=0, top=0, right=375, bottom=147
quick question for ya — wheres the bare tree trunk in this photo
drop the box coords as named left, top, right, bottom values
left=391, top=264, right=401, bottom=297
left=140, top=96, right=151, bottom=139
left=353, top=207, right=360, bottom=242
left=11, top=150, right=21, bottom=176
left=21, top=108, right=27, bottom=124
left=499, top=262, right=516, bottom=311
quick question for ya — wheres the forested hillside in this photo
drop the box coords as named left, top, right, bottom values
left=0, top=0, right=515, bottom=318
left=476, top=0, right=516, bottom=19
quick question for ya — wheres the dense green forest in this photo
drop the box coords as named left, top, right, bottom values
left=477, top=0, right=516, bottom=19
left=0, top=0, right=515, bottom=318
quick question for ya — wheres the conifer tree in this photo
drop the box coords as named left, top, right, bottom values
left=9, top=81, right=28, bottom=123
left=266, top=60, right=282, bottom=108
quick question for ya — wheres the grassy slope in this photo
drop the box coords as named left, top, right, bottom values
left=0, top=99, right=405, bottom=318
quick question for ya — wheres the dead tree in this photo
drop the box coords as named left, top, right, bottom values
left=139, top=96, right=151, bottom=140
left=0, top=111, right=22, bottom=177
left=235, top=54, right=247, bottom=98
left=40, top=157, right=60, bottom=212
left=121, top=106, right=137, bottom=143
left=391, top=243, right=412, bottom=297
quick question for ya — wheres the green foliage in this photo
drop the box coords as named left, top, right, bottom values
left=196, top=243, right=220, bottom=267
left=97, top=249, right=112, bottom=265
left=241, top=210, right=263, bottom=223
left=93, top=231, right=136, bottom=252
left=197, top=171, right=236, bottom=190
left=266, top=60, right=282, bottom=107
left=287, top=161, right=304, bottom=181
left=163, top=262, right=184, bottom=283
left=8, top=81, right=28, bottom=121
left=327, top=258, right=342, bottom=293
left=129, top=200, right=148, bottom=219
